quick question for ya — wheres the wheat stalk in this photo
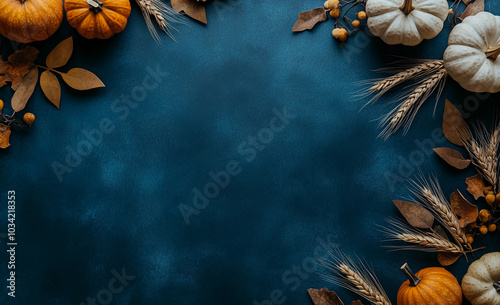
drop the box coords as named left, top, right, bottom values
left=135, top=0, right=185, bottom=43
left=320, top=249, right=392, bottom=305
left=378, top=67, right=447, bottom=139
left=369, top=60, right=444, bottom=93
left=409, top=176, right=469, bottom=251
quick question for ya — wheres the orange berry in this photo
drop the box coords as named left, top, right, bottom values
left=479, top=209, right=491, bottom=222
left=483, top=186, right=493, bottom=196
left=486, top=193, right=496, bottom=205
left=0, top=99, right=3, bottom=111
left=23, top=113, right=35, bottom=125
left=329, top=8, right=340, bottom=18
left=331, top=28, right=348, bottom=41
left=496, top=193, right=500, bottom=203
left=357, top=11, right=367, bottom=20
left=466, top=235, right=474, bottom=244
left=352, top=20, right=361, bottom=27
left=488, top=223, right=497, bottom=232
left=479, top=225, right=488, bottom=235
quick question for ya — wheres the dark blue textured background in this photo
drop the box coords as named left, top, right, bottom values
left=1, top=1, right=500, bottom=304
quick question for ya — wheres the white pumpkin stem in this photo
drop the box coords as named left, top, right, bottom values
left=486, top=46, right=500, bottom=60
left=400, top=0, right=415, bottom=15
left=494, top=281, right=500, bottom=293
left=401, top=263, right=421, bottom=287
left=87, top=0, right=103, bottom=13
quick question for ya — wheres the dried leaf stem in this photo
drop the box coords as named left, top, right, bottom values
left=320, top=249, right=392, bottom=305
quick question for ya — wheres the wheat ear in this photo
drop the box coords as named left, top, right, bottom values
left=381, top=219, right=464, bottom=254
left=409, top=176, right=469, bottom=251
left=320, top=249, right=392, bottom=305
left=135, top=0, right=185, bottom=43
left=378, top=67, right=447, bottom=139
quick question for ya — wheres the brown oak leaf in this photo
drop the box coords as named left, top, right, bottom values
left=308, top=288, right=344, bottom=305
left=0, top=46, right=39, bottom=91
left=465, top=174, right=486, bottom=200
left=450, top=190, right=478, bottom=228
left=0, top=124, right=11, bottom=149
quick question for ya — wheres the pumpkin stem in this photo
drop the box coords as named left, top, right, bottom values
left=401, top=263, right=421, bottom=287
left=494, top=281, right=500, bottom=293
left=486, top=46, right=500, bottom=60
left=400, top=0, right=415, bottom=15
left=87, top=0, right=103, bottom=13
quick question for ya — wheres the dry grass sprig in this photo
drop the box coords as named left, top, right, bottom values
left=320, top=249, right=392, bottom=305
left=463, top=122, right=500, bottom=191
left=378, top=67, right=447, bottom=139
left=381, top=219, right=464, bottom=254
left=135, top=0, right=186, bottom=43
left=409, top=176, right=469, bottom=251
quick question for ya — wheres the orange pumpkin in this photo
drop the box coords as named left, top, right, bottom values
left=397, top=263, right=462, bottom=305
left=64, top=0, right=131, bottom=39
left=0, top=0, right=63, bottom=43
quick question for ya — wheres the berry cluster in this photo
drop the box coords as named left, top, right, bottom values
left=323, top=0, right=367, bottom=41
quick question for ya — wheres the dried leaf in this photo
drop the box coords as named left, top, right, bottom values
left=40, top=70, right=61, bottom=109
left=0, top=124, right=11, bottom=149
left=465, top=174, right=486, bottom=200
left=61, top=68, right=105, bottom=90
left=463, top=0, right=472, bottom=5
left=433, top=147, right=471, bottom=169
left=171, top=0, right=207, bottom=24
left=292, top=7, right=328, bottom=32
left=11, top=67, right=38, bottom=113
left=393, top=200, right=434, bottom=229
left=460, top=0, right=484, bottom=20
left=450, top=190, right=478, bottom=228
left=443, top=99, right=469, bottom=146
left=351, top=301, right=363, bottom=305
left=308, top=288, right=344, bottom=305
left=0, top=46, right=39, bottom=90
left=46, top=37, right=73, bottom=69
left=438, top=252, right=463, bottom=266
left=434, top=225, right=448, bottom=239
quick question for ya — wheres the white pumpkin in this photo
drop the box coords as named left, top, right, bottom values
left=462, top=252, right=500, bottom=305
left=443, top=12, right=500, bottom=93
left=366, top=0, right=449, bottom=46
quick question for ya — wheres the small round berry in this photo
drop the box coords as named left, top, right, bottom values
left=479, top=209, right=491, bottom=222
left=23, top=113, right=35, bottom=125
left=486, top=192, right=496, bottom=205
left=479, top=225, right=488, bottom=235
left=351, top=20, right=361, bottom=27
left=488, top=223, right=497, bottom=232
left=357, top=11, right=367, bottom=20
left=483, top=186, right=493, bottom=196
left=496, top=193, right=500, bottom=203
left=329, top=8, right=340, bottom=18
left=324, top=0, right=329, bottom=9
left=0, top=99, right=3, bottom=111
left=466, top=234, right=474, bottom=244
left=331, top=28, right=348, bottom=41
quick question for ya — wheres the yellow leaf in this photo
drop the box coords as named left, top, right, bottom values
left=0, top=124, right=11, bottom=149
left=61, top=68, right=105, bottom=90
left=11, top=67, right=38, bottom=113
left=40, top=70, right=61, bottom=109
left=46, top=37, right=73, bottom=69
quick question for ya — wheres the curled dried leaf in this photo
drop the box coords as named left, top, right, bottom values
left=0, top=124, right=11, bottom=149
left=40, top=70, right=61, bottom=109
left=460, top=0, right=484, bottom=20
left=46, top=37, right=73, bottom=69
left=308, top=288, right=344, bottom=305
left=61, top=68, right=105, bottom=90
left=437, top=251, right=463, bottom=266
left=171, top=0, right=207, bottom=24
left=433, top=147, right=471, bottom=169
left=450, top=190, right=478, bottom=228
left=292, top=7, right=328, bottom=32
left=465, top=174, right=486, bottom=200
left=443, top=99, right=469, bottom=146
left=0, top=46, right=39, bottom=90
left=393, top=200, right=434, bottom=229
left=11, top=67, right=38, bottom=113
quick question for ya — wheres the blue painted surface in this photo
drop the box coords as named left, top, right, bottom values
left=1, top=1, right=500, bottom=304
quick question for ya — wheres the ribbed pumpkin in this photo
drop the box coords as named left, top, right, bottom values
left=64, top=0, right=131, bottom=39
left=0, top=0, right=63, bottom=43
left=397, top=264, right=462, bottom=305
